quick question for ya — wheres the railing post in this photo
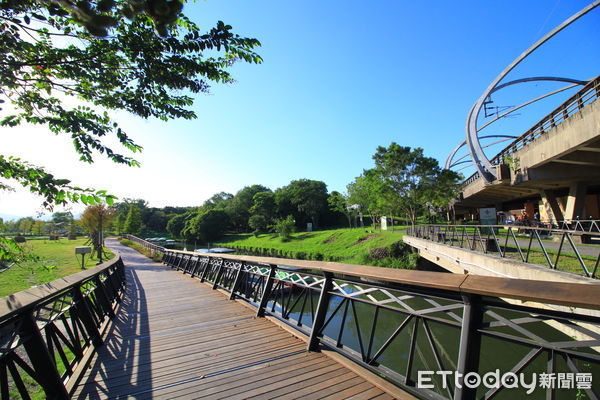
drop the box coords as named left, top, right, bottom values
left=200, top=257, right=212, bottom=282
left=21, top=312, right=70, bottom=399
left=230, top=262, right=245, bottom=300
left=453, top=294, right=483, bottom=400
left=72, top=284, right=103, bottom=348
left=181, top=255, right=190, bottom=273
left=176, top=254, right=185, bottom=271
left=307, top=272, right=334, bottom=352
left=190, top=256, right=201, bottom=278
left=256, top=265, right=277, bottom=317
left=94, top=276, right=115, bottom=318
left=212, top=259, right=225, bottom=290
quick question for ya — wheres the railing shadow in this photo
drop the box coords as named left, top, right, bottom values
left=75, top=255, right=151, bottom=398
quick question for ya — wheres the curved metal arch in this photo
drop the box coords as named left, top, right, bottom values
left=446, top=135, right=518, bottom=169
left=445, top=82, right=583, bottom=169
left=466, top=1, right=600, bottom=182
left=490, top=77, right=588, bottom=94
left=449, top=136, right=518, bottom=168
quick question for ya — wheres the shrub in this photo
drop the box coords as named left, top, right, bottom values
left=14, top=235, right=26, bottom=243
left=273, top=215, right=296, bottom=241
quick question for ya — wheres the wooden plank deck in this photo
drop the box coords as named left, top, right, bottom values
left=73, top=239, right=395, bottom=399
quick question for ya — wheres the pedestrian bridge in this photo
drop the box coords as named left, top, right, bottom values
left=1, top=236, right=599, bottom=399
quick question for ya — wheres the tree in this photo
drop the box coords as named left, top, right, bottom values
left=248, top=190, right=276, bottom=232
left=123, top=204, right=142, bottom=235
left=328, top=191, right=353, bottom=228
left=1, top=1, right=261, bottom=210
left=17, top=217, right=35, bottom=234
left=32, top=220, right=45, bottom=235
left=144, top=209, right=169, bottom=232
left=347, top=171, right=389, bottom=230
left=166, top=211, right=194, bottom=238
left=185, top=209, right=229, bottom=243
left=248, top=214, right=269, bottom=234
left=203, top=192, right=233, bottom=210
left=226, top=185, right=270, bottom=232
left=273, top=215, right=296, bottom=241
left=47, top=211, right=74, bottom=233
left=80, top=204, right=116, bottom=262
left=111, top=212, right=124, bottom=234
left=371, top=143, right=460, bottom=227
left=277, top=179, right=328, bottom=229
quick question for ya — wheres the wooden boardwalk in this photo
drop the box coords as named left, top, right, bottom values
left=73, top=239, right=395, bottom=399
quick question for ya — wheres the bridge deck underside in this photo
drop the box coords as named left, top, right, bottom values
left=73, top=240, right=392, bottom=399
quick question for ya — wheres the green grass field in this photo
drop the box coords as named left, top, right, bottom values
left=0, top=237, right=114, bottom=297
left=215, top=227, right=407, bottom=264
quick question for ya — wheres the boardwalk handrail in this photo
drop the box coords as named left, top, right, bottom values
left=0, top=255, right=126, bottom=399
left=406, top=224, right=600, bottom=278
left=124, top=235, right=600, bottom=399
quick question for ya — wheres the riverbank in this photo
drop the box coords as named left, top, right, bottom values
left=214, top=227, right=417, bottom=268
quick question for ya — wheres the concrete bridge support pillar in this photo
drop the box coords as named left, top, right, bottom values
left=540, top=190, right=564, bottom=225
left=564, top=181, right=588, bottom=221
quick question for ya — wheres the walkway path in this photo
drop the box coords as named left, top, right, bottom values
left=73, top=238, right=393, bottom=399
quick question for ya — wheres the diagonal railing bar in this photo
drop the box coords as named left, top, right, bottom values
left=565, top=354, right=599, bottom=400
left=296, top=287, right=310, bottom=327
left=349, top=299, right=367, bottom=362
left=554, top=233, right=567, bottom=269
left=369, top=314, right=413, bottom=366
left=336, top=299, right=350, bottom=348
left=319, top=296, right=347, bottom=334
left=490, top=227, right=504, bottom=256
left=509, top=228, right=526, bottom=262
left=404, top=316, right=419, bottom=386
left=484, top=310, right=550, bottom=346
left=482, top=347, right=544, bottom=400
left=366, top=305, right=380, bottom=364
left=422, top=319, right=454, bottom=399
left=565, top=233, right=590, bottom=277
left=533, top=229, right=553, bottom=268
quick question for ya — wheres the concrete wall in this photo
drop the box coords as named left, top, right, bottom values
left=403, top=236, right=597, bottom=284
left=516, top=100, right=600, bottom=169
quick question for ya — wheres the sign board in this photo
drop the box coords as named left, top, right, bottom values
left=307, top=223, right=313, bottom=232
left=75, top=246, right=92, bottom=255
left=479, top=208, right=497, bottom=232
left=380, top=216, right=388, bottom=231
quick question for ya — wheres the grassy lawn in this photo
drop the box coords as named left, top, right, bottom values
left=120, top=238, right=164, bottom=263
left=215, top=227, right=407, bottom=264
left=0, top=237, right=114, bottom=297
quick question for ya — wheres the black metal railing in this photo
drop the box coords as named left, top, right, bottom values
left=121, top=234, right=166, bottom=253
left=0, top=256, right=125, bottom=399
left=556, top=219, right=600, bottom=233
left=463, top=76, right=600, bottom=186
left=123, top=235, right=600, bottom=400
left=407, top=224, right=600, bottom=278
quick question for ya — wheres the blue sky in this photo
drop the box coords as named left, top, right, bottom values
left=1, top=0, right=599, bottom=218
